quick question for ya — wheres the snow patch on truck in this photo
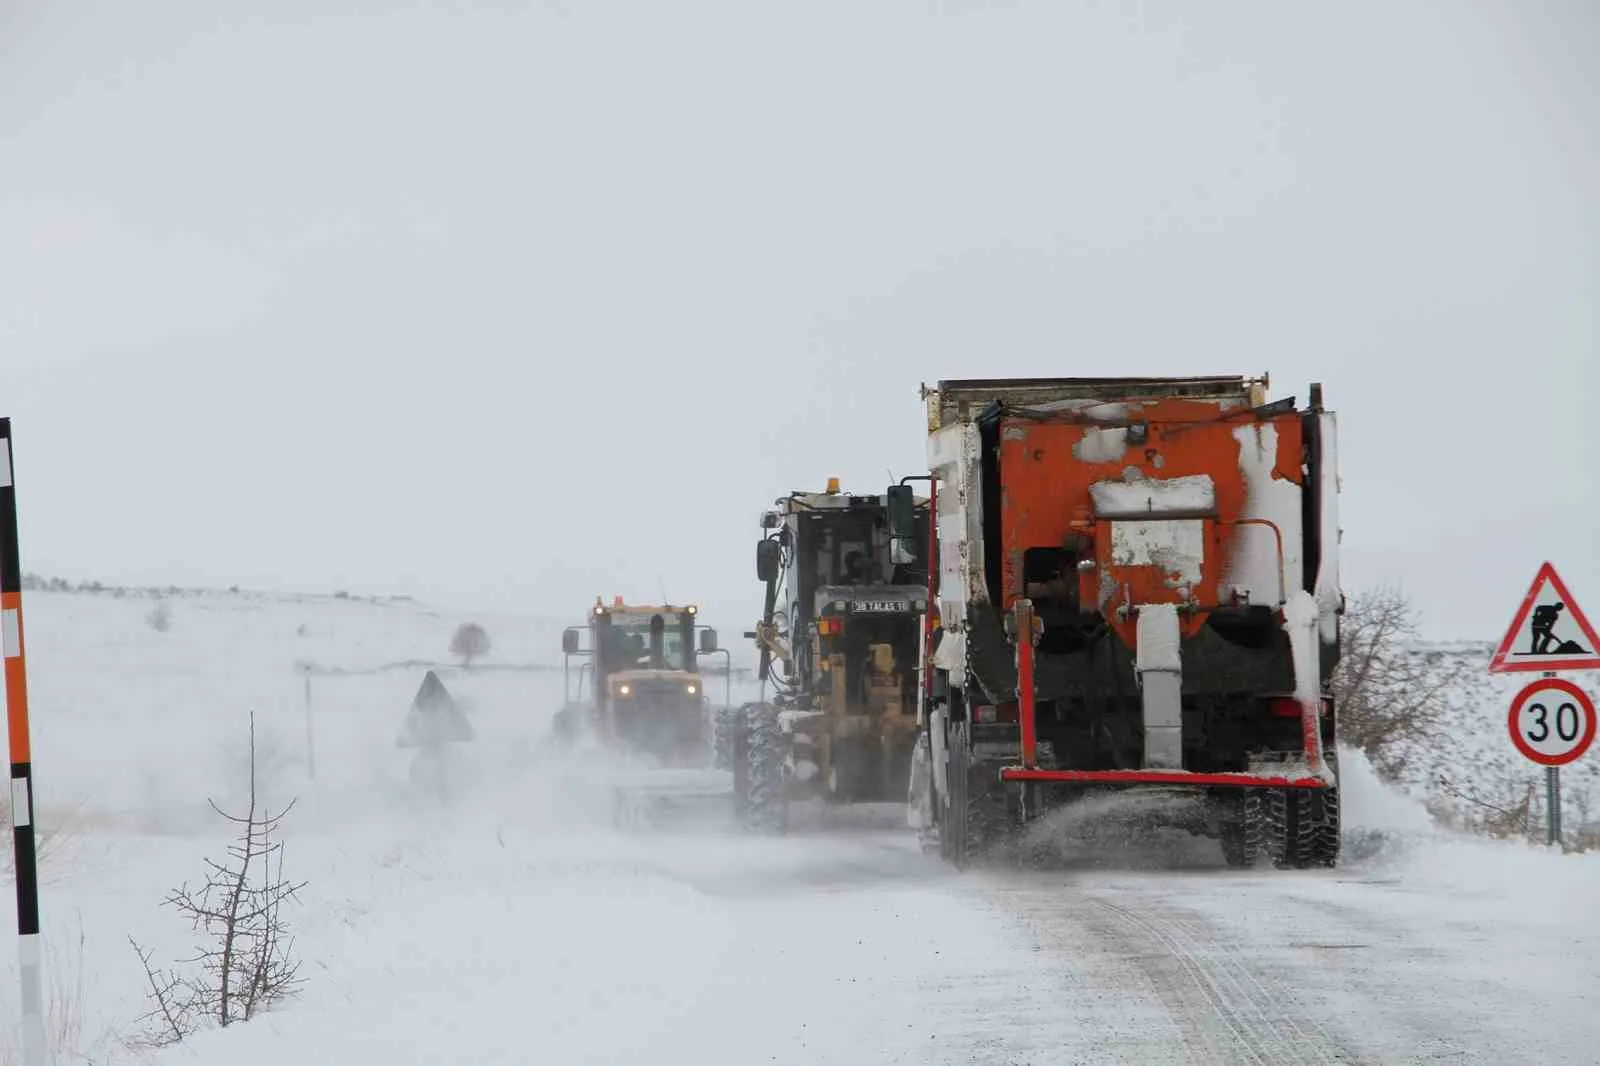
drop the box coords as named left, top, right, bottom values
left=1222, top=423, right=1303, bottom=606
left=1111, top=519, right=1203, bottom=586
left=1072, top=427, right=1129, bottom=463
left=1089, top=472, right=1215, bottom=518
left=1283, top=589, right=1332, bottom=782
left=1012, top=398, right=1140, bottom=422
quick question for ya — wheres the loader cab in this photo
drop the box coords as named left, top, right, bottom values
left=593, top=601, right=699, bottom=677
left=560, top=599, right=708, bottom=705
left=560, top=598, right=714, bottom=765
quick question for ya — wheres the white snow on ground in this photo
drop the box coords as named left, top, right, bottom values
left=3, top=585, right=1599, bottom=1064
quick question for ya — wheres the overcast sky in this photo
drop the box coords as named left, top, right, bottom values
left=2, top=0, right=1595, bottom=644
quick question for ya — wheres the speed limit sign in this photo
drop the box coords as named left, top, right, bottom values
left=1507, top=677, right=1597, bottom=766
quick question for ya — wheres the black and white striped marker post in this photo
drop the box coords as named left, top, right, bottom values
left=0, top=419, right=46, bottom=1066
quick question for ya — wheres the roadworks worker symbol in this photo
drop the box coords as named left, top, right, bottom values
left=398, top=669, right=476, bottom=747
left=1489, top=562, right=1600, bottom=674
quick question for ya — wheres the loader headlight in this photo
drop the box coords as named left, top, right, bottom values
left=687, top=683, right=698, bottom=695
left=618, top=684, right=632, bottom=696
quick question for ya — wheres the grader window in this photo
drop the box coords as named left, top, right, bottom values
left=603, top=615, right=693, bottom=671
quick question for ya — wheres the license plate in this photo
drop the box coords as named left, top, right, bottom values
left=852, top=600, right=914, bottom=613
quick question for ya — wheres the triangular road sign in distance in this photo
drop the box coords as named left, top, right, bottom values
left=1489, top=562, right=1600, bottom=674
left=398, top=669, right=476, bottom=745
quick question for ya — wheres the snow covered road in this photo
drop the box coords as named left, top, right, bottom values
left=7, top=589, right=1599, bottom=1064
left=146, top=791, right=1600, bottom=1066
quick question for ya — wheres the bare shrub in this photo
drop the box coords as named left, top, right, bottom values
left=1330, top=585, right=1467, bottom=778
left=450, top=621, right=491, bottom=668
left=146, top=601, right=173, bottom=633
left=128, top=714, right=306, bottom=1047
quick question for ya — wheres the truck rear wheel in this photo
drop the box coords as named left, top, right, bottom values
left=1262, top=752, right=1340, bottom=869
left=938, top=720, right=1008, bottom=868
left=1220, top=791, right=1261, bottom=868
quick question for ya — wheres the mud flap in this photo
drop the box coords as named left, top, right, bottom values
left=907, top=730, right=934, bottom=830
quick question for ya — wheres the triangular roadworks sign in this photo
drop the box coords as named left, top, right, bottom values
left=1488, top=562, right=1600, bottom=674
left=398, top=669, right=476, bottom=746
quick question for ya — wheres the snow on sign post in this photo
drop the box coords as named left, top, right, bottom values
left=1490, top=562, right=1600, bottom=848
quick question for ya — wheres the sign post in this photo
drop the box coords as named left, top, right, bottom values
left=1547, top=764, right=1561, bottom=846
left=1, top=419, right=46, bottom=1066
left=1491, top=563, right=1600, bottom=849
left=303, top=665, right=315, bottom=781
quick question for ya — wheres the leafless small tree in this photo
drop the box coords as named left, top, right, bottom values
left=128, top=714, right=306, bottom=1047
left=450, top=621, right=491, bottom=669
left=1331, top=585, right=1467, bottom=778
left=146, top=601, right=172, bottom=633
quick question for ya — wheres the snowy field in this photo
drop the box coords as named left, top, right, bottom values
left=4, top=585, right=1600, bottom=1065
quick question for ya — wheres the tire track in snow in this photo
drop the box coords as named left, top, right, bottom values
left=971, top=872, right=1365, bottom=1065
left=1086, top=895, right=1354, bottom=1065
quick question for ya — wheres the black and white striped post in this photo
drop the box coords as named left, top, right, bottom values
left=0, top=419, right=46, bottom=1066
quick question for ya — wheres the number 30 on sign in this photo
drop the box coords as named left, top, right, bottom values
left=1507, top=677, right=1597, bottom=767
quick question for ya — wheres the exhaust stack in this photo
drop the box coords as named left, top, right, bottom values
left=648, top=614, right=666, bottom=667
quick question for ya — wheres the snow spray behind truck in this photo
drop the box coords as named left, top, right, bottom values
left=903, top=376, right=1343, bottom=868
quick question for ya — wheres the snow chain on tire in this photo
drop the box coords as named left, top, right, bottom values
left=712, top=703, right=741, bottom=771
left=1260, top=750, right=1340, bottom=869
left=738, top=702, right=789, bottom=834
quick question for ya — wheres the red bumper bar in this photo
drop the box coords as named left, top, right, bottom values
left=999, top=768, right=1330, bottom=788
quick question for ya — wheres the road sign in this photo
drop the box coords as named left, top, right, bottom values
left=1507, top=677, right=1597, bottom=767
left=1489, top=562, right=1600, bottom=674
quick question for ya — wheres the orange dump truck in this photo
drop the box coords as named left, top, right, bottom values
left=901, top=376, right=1343, bottom=869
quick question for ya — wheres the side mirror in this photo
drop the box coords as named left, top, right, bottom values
left=886, top=484, right=916, bottom=540
left=699, top=628, right=718, bottom=654
left=886, top=484, right=918, bottom=564
left=756, top=538, right=781, bottom=583
left=562, top=628, right=580, bottom=655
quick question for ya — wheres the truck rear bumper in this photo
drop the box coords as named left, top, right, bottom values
left=998, top=767, right=1328, bottom=789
